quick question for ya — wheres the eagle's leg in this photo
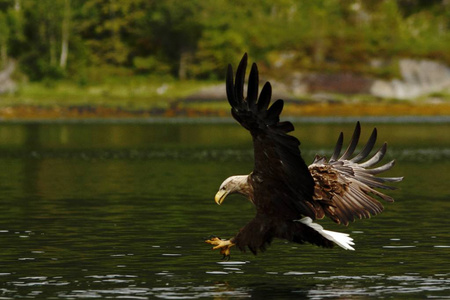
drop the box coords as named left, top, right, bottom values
left=205, top=236, right=235, bottom=260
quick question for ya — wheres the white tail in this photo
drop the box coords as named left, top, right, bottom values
left=296, top=217, right=355, bottom=251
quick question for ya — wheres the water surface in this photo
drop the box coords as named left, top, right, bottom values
left=0, top=119, right=449, bottom=299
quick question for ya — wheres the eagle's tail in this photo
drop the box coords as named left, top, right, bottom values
left=295, top=217, right=355, bottom=250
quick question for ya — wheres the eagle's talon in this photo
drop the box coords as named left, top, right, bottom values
left=205, top=236, right=235, bottom=258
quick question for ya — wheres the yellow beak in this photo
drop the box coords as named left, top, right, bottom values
left=215, top=190, right=228, bottom=205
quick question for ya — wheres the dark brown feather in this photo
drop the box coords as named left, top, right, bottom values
left=257, top=82, right=272, bottom=112
left=247, top=63, right=259, bottom=108
left=226, top=54, right=316, bottom=219
left=225, top=54, right=321, bottom=253
left=232, top=213, right=334, bottom=254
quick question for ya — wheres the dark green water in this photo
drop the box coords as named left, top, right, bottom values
left=0, top=119, right=448, bottom=299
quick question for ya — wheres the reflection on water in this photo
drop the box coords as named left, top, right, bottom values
left=0, top=120, right=449, bottom=299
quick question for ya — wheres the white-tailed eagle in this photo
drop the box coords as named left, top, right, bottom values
left=206, top=54, right=403, bottom=259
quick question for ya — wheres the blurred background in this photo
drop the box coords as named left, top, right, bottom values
left=0, top=2, right=449, bottom=298
left=0, top=0, right=449, bottom=118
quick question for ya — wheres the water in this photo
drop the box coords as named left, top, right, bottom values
left=0, top=119, right=449, bottom=299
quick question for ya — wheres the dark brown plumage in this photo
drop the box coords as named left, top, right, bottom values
left=206, top=54, right=403, bottom=257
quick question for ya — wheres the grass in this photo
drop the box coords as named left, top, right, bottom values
left=0, top=77, right=220, bottom=110
left=0, top=76, right=449, bottom=119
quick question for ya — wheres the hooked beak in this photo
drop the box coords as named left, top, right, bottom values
left=215, top=190, right=228, bottom=205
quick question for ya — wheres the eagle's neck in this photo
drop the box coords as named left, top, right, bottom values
left=232, top=175, right=254, bottom=203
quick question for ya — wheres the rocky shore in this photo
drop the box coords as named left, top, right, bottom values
left=184, top=59, right=450, bottom=102
left=0, top=100, right=449, bottom=121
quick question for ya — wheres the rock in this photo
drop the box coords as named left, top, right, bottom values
left=370, top=59, right=450, bottom=99
left=0, top=59, right=17, bottom=94
left=182, top=58, right=450, bottom=102
left=301, top=72, right=373, bottom=95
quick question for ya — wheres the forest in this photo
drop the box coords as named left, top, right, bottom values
left=1, top=0, right=449, bottom=82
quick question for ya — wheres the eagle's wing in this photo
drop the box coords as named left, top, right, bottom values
left=309, top=122, right=403, bottom=225
left=227, top=54, right=318, bottom=218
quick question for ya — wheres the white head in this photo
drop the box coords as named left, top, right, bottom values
left=215, top=175, right=251, bottom=205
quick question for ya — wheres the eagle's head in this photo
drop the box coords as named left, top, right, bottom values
left=215, top=175, right=252, bottom=205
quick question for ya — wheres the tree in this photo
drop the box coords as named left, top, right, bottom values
left=141, top=0, right=203, bottom=79
left=60, top=0, right=70, bottom=69
left=77, top=0, right=149, bottom=66
left=0, top=11, right=9, bottom=68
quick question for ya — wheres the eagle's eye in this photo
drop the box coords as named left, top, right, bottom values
left=221, top=185, right=227, bottom=190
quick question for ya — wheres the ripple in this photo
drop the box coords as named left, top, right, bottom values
left=19, top=276, right=47, bottom=280
left=216, top=261, right=248, bottom=265
left=2, top=146, right=448, bottom=162
left=205, top=271, right=228, bottom=275
left=284, top=271, right=316, bottom=276
left=86, top=274, right=138, bottom=279
left=58, top=288, right=150, bottom=299
left=12, top=277, right=70, bottom=288
left=155, top=271, right=174, bottom=276
left=382, top=245, right=416, bottom=249
left=308, top=273, right=450, bottom=298
left=223, top=267, right=241, bottom=271
left=393, top=148, right=450, bottom=162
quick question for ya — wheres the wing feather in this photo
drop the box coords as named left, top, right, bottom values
left=340, top=121, right=361, bottom=160
left=226, top=54, right=317, bottom=219
left=234, top=53, right=247, bottom=105
left=266, top=99, right=284, bottom=125
left=350, top=128, right=377, bottom=163
left=365, top=160, right=396, bottom=174
left=257, top=82, right=272, bottom=112
left=329, top=132, right=343, bottom=162
left=309, top=123, right=403, bottom=225
left=275, top=121, right=295, bottom=133
left=359, top=143, right=387, bottom=168
left=247, top=63, right=259, bottom=108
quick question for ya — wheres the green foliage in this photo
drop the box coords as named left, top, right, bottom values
left=0, top=0, right=449, bottom=81
left=0, top=10, right=8, bottom=47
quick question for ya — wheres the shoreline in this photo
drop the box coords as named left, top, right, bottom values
left=1, top=116, right=449, bottom=125
left=0, top=101, right=449, bottom=122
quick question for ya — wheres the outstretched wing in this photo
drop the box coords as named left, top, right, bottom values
left=227, top=53, right=317, bottom=218
left=309, top=122, right=403, bottom=225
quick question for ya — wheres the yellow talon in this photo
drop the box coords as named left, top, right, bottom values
left=205, top=236, right=235, bottom=259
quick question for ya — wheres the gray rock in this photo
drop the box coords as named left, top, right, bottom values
left=370, top=59, right=450, bottom=99
left=0, top=59, right=17, bottom=94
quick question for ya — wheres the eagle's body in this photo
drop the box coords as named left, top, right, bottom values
left=206, top=54, right=403, bottom=258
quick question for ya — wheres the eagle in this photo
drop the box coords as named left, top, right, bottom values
left=205, top=54, right=403, bottom=259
